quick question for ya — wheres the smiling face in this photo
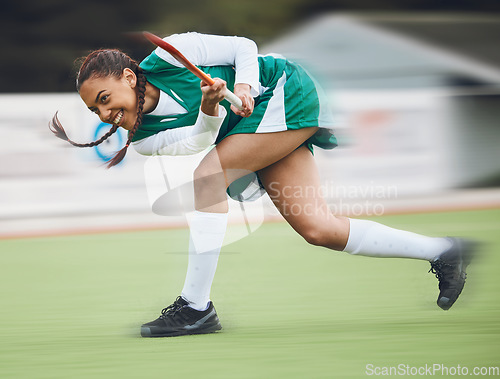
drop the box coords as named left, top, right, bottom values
left=79, top=68, right=138, bottom=131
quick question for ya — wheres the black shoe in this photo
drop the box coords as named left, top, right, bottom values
left=429, top=238, right=475, bottom=310
left=141, top=296, right=222, bottom=337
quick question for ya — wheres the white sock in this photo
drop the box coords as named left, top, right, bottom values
left=343, top=218, right=452, bottom=261
left=181, top=211, right=228, bottom=311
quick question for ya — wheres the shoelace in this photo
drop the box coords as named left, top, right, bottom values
left=428, top=260, right=449, bottom=281
left=429, top=260, right=466, bottom=288
left=159, top=296, right=186, bottom=319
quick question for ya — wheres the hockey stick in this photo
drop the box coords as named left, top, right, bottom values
left=143, top=31, right=243, bottom=110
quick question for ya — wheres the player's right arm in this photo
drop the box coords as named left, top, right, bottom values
left=132, top=78, right=228, bottom=156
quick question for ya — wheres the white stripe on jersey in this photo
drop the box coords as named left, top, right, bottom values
left=256, top=72, right=287, bottom=133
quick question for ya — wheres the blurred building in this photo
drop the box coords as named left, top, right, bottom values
left=263, top=13, right=500, bottom=195
left=1, top=13, right=500, bottom=237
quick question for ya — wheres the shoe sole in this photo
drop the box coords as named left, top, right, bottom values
left=140, top=322, right=222, bottom=338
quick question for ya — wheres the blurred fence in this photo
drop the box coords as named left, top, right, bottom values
left=1, top=86, right=500, bottom=239
left=2, top=14, right=500, bottom=238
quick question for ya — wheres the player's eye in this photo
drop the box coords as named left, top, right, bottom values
left=101, top=95, right=109, bottom=102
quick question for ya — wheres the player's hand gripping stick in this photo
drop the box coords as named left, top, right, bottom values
left=143, top=32, right=243, bottom=110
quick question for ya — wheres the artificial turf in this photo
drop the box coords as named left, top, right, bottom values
left=1, top=209, right=499, bottom=378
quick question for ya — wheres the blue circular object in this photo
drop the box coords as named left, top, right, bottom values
left=93, top=122, right=124, bottom=163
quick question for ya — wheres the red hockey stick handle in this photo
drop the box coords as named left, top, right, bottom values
left=143, top=32, right=243, bottom=110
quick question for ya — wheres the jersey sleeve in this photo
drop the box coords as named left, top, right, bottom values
left=132, top=106, right=227, bottom=156
left=155, top=32, right=259, bottom=97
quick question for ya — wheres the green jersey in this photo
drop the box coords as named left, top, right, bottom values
left=135, top=51, right=337, bottom=151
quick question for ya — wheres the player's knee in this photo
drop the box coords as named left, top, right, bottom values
left=300, top=219, right=348, bottom=250
left=301, top=227, right=330, bottom=247
left=193, top=162, right=226, bottom=196
left=194, top=161, right=216, bottom=181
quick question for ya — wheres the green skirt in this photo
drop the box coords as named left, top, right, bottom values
left=223, top=56, right=338, bottom=201
left=219, top=55, right=338, bottom=152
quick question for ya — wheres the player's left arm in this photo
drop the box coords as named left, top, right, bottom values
left=155, top=32, right=258, bottom=117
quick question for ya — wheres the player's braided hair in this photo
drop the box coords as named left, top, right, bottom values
left=49, top=49, right=146, bottom=168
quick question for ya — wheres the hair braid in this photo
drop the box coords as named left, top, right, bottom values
left=49, top=113, right=119, bottom=148
left=105, top=67, right=146, bottom=168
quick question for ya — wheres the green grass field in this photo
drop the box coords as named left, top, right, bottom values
left=1, top=209, right=499, bottom=378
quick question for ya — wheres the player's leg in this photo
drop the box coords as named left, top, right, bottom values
left=258, top=146, right=475, bottom=310
left=258, top=145, right=451, bottom=257
left=141, top=127, right=319, bottom=337
left=193, top=127, right=321, bottom=213
left=181, top=127, right=320, bottom=306
left=258, top=145, right=349, bottom=250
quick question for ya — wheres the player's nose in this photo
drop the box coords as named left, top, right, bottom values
left=99, top=107, right=112, bottom=123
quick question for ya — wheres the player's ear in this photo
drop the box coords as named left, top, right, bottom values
left=122, top=68, right=137, bottom=89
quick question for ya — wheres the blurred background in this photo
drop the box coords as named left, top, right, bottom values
left=1, top=0, right=500, bottom=237
left=1, top=3, right=500, bottom=379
